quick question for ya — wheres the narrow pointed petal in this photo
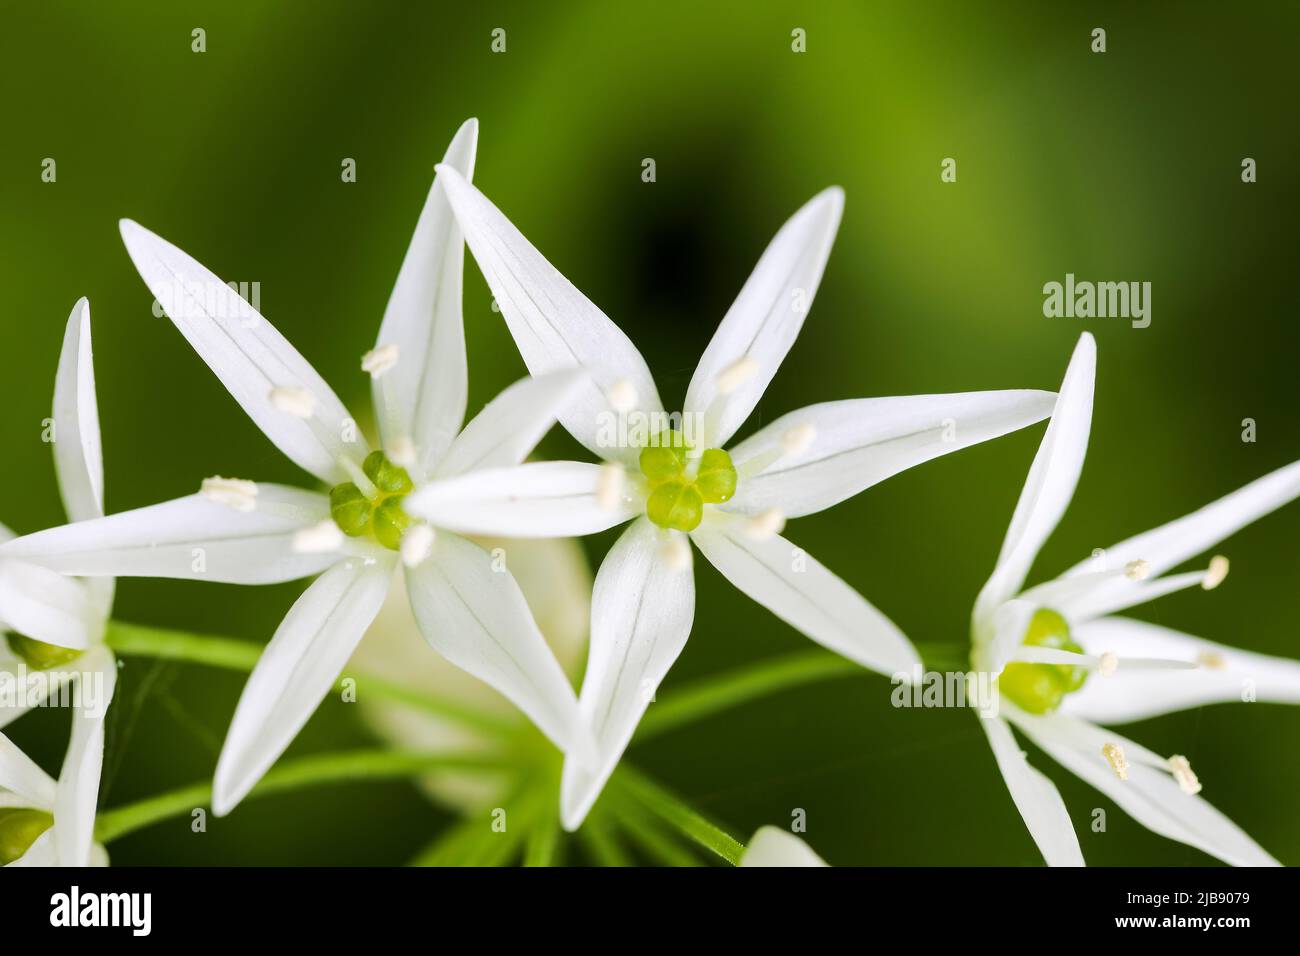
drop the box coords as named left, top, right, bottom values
left=405, top=461, right=636, bottom=537
left=0, top=486, right=361, bottom=584
left=561, top=519, right=695, bottom=830
left=979, top=714, right=1084, bottom=866
left=1012, top=712, right=1279, bottom=866
left=118, top=220, right=366, bottom=483
left=683, top=188, right=844, bottom=447
left=0, top=559, right=98, bottom=649
left=434, top=369, right=585, bottom=478
left=739, top=826, right=829, bottom=867
left=213, top=557, right=394, bottom=815
left=0, top=732, right=57, bottom=808
left=975, top=334, right=1095, bottom=624
left=52, top=298, right=105, bottom=521
left=372, top=120, right=477, bottom=474
left=727, top=390, right=1055, bottom=518
left=691, top=516, right=920, bottom=676
left=1064, top=616, right=1300, bottom=722
left=53, top=647, right=116, bottom=866
left=404, top=532, right=591, bottom=758
left=436, top=165, right=663, bottom=464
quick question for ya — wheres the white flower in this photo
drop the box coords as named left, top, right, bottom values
left=412, top=166, right=1058, bottom=829
left=0, top=298, right=117, bottom=867
left=738, top=826, right=828, bottom=867
left=0, top=120, right=596, bottom=816
left=970, top=331, right=1300, bottom=866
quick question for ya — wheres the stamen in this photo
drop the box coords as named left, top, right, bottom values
left=715, top=356, right=757, bottom=396
left=200, top=476, right=258, bottom=512
left=361, top=344, right=400, bottom=379
left=1196, top=650, right=1228, bottom=671
left=292, top=520, right=344, bottom=553
left=607, top=379, right=638, bottom=413
left=596, top=463, right=625, bottom=511
left=1167, top=755, right=1202, bottom=795
left=660, top=536, right=691, bottom=572
left=780, top=423, right=816, bottom=457
left=1124, top=559, right=1150, bottom=581
left=1101, top=742, right=1129, bottom=780
left=268, top=385, right=316, bottom=418
left=1201, top=555, right=1229, bottom=590
left=744, top=508, right=786, bottom=542
left=400, top=524, right=435, bottom=568
left=1098, top=651, right=1119, bottom=676
left=388, top=435, right=417, bottom=470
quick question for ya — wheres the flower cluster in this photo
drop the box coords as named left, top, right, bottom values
left=1, top=119, right=1297, bottom=867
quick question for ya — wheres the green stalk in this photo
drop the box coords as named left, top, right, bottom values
left=608, top=766, right=744, bottom=865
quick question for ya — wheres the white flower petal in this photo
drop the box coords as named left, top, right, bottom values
left=405, top=461, right=636, bottom=537
left=979, top=714, right=1084, bottom=866
left=435, top=369, right=584, bottom=478
left=1012, top=711, right=1279, bottom=866
left=739, top=826, right=829, bottom=867
left=372, top=119, right=478, bottom=475
left=0, top=732, right=57, bottom=809
left=1064, top=616, right=1300, bottom=723
left=436, top=165, right=662, bottom=464
left=561, top=519, right=695, bottom=830
left=118, top=220, right=365, bottom=484
left=52, top=298, right=105, bottom=521
left=727, top=390, right=1056, bottom=518
left=0, top=559, right=98, bottom=649
left=404, top=532, right=591, bottom=758
left=7, top=828, right=57, bottom=866
left=691, top=516, right=920, bottom=676
left=0, top=486, right=358, bottom=584
left=683, top=189, right=843, bottom=447
left=974, top=334, right=1095, bottom=626
left=213, top=556, right=394, bottom=815
left=54, top=647, right=116, bottom=867
left=0, top=660, right=73, bottom=730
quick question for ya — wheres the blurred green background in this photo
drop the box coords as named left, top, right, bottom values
left=2, top=0, right=1297, bottom=865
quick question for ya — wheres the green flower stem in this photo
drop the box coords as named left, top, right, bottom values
left=608, top=766, right=744, bottom=865
left=94, top=749, right=507, bottom=844
left=605, top=794, right=700, bottom=867
left=103, top=620, right=518, bottom=737
left=577, top=816, right=632, bottom=867
left=522, top=811, right=561, bottom=867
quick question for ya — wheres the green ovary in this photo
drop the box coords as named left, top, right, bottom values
left=0, top=808, right=54, bottom=864
left=639, top=430, right=736, bottom=532
left=6, top=633, right=82, bottom=670
left=997, top=608, right=1089, bottom=714
left=328, top=451, right=415, bottom=551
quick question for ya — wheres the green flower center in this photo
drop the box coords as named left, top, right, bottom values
left=0, top=808, right=54, bottom=865
left=997, top=608, right=1089, bottom=714
left=6, top=633, right=82, bottom=670
left=329, top=451, right=414, bottom=551
left=639, top=430, right=736, bottom=532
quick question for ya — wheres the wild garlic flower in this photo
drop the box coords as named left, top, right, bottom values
left=1, top=120, right=596, bottom=815
left=738, top=827, right=828, bottom=867
left=0, top=298, right=117, bottom=867
left=972, top=332, right=1300, bottom=866
left=411, top=166, right=1058, bottom=828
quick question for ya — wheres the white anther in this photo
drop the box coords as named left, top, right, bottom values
left=268, top=385, right=316, bottom=419
left=1124, top=559, right=1150, bottom=581
left=715, top=356, right=757, bottom=396
left=744, top=508, right=786, bottom=542
left=660, top=536, right=691, bottom=572
left=780, top=423, right=816, bottom=457
left=361, top=344, right=400, bottom=379
left=1196, top=650, right=1227, bottom=671
left=292, top=520, right=344, bottom=554
left=1167, top=755, right=1202, bottom=795
left=596, top=462, right=625, bottom=511
left=388, top=435, right=417, bottom=469
left=200, top=477, right=258, bottom=512
left=1098, top=651, right=1119, bottom=676
left=607, top=379, right=638, bottom=413
left=1101, top=742, right=1129, bottom=780
left=1201, top=555, right=1230, bottom=591
left=400, top=524, right=436, bottom=568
